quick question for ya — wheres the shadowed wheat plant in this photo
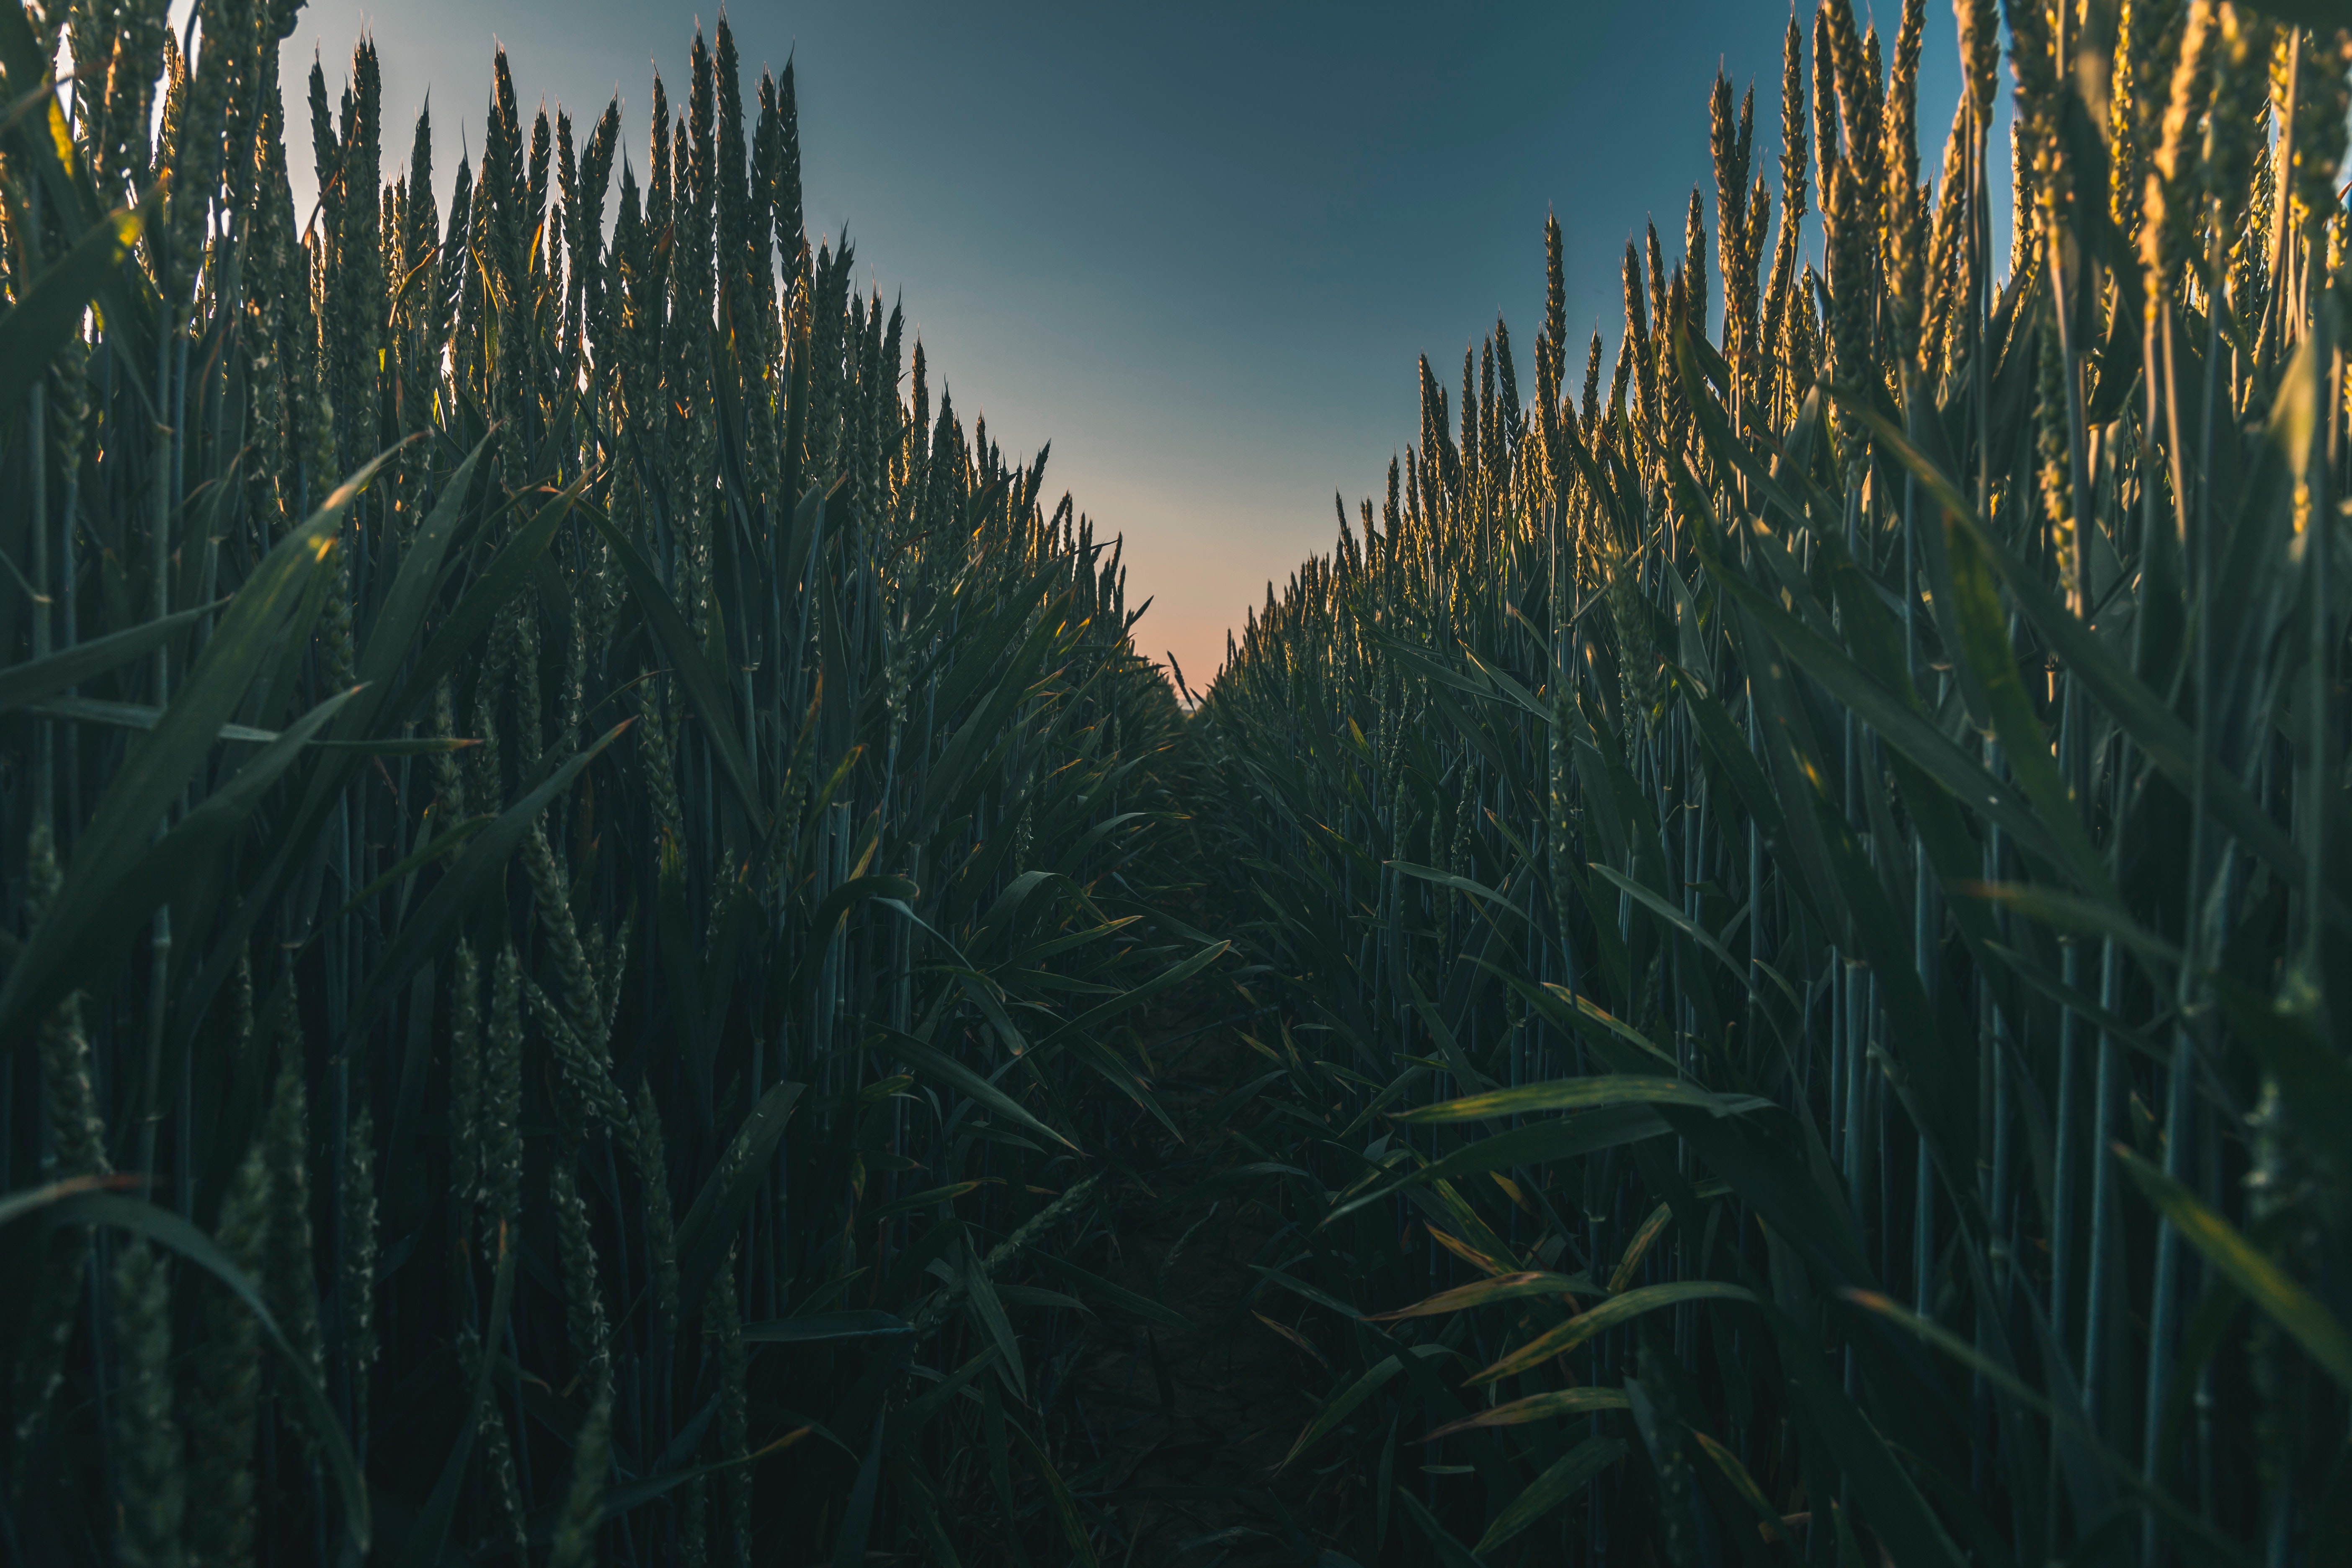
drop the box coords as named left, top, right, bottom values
left=1194, top=1, right=2352, bottom=1563
left=0, top=1, right=1217, bottom=1562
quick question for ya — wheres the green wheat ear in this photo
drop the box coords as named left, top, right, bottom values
left=523, top=816, right=602, bottom=1051
left=628, top=1081, right=681, bottom=1341
left=706, top=1241, right=751, bottom=1568
left=262, top=997, right=323, bottom=1393
left=111, top=1242, right=186, bottom=1568
left=547, top=1379, right=614, bottom=1568
left=448, top=939, right=483, bottom=1213
left=480, top=945, right=525, bottom=1255
left=339, top=1098, right=378, bottom=1445
left=459, top=1326, right=529, bottom=1562
left=186, top=1147, right=271, bottom=1568
left=27, top=823, right=108, bottom=1182
left=551, top=1158, right=611, bottom=1382
left=9, top=838, right=111, bottom=1472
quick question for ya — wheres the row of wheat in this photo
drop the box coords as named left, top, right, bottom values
left=1192, top=0, right=2350, bottom=1563
left=0, top=0, right=1212, bottom=1562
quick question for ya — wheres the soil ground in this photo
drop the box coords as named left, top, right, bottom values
left=1069, top=1003, right=1333, bottom=1567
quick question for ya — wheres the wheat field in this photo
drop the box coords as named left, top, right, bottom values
left=4, top=0, right=2351, bottom=1564
left=0, top=0, right=1212, bottom=1561
left=1193, top=0, right=2352, bottom=1563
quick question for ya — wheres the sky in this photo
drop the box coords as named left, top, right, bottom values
left=255, top=0, right=2006, bottom=692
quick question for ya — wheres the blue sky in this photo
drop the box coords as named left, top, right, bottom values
left=264, top=1, right=2003, bottom=688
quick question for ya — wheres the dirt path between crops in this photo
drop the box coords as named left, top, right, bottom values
left=1073, top=1003, right=1333, bottom=1567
